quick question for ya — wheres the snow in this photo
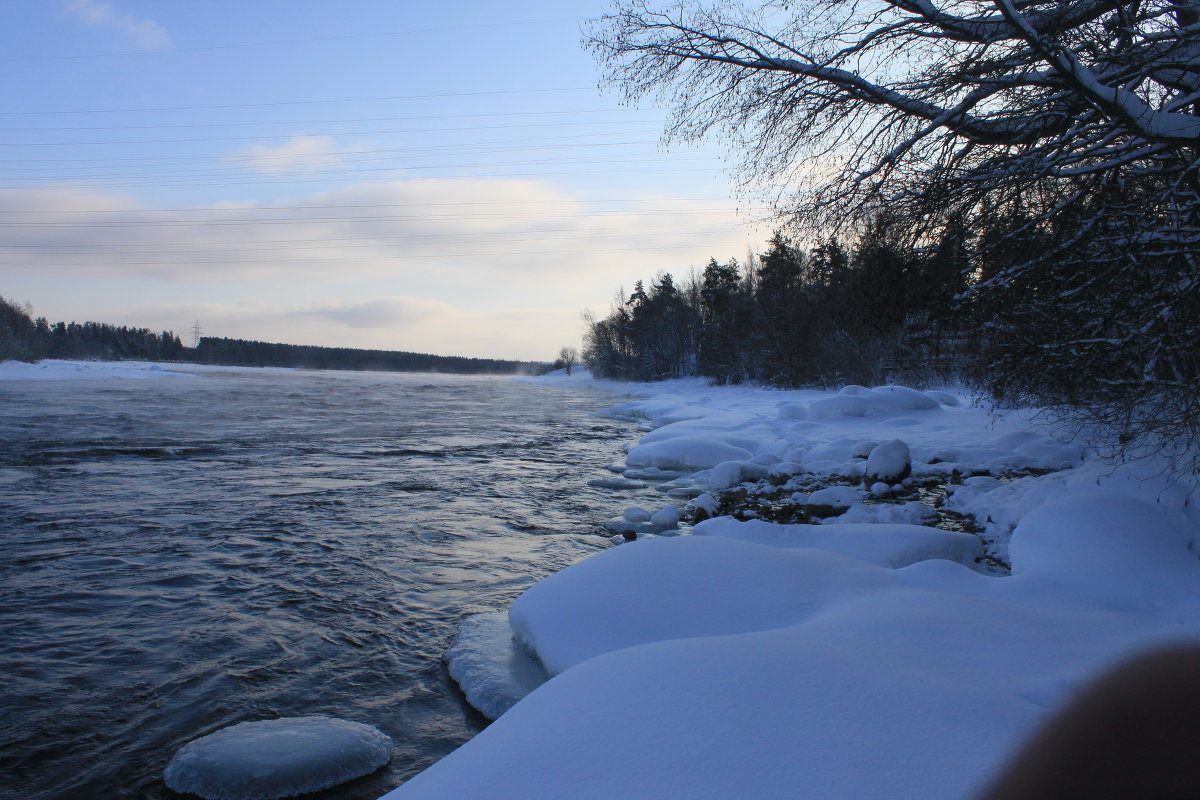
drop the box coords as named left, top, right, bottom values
left=625, top=435, right=753, bottom=471
left=693, top=517, right=983, bottom=568
left=165, top=716, right=391, bottom=800
left=0, top=359, right=195, bottom=381
left=864, top=437, right=911, bottom=482
left=382, top=377, right=1200, bottom=800
left=443, top=613, right=548, bottom=720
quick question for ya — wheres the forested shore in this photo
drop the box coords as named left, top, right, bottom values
left=0, top=298, right=549, bottom=376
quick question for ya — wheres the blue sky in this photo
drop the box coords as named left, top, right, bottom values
left=1, top=1, right=771, bottom=360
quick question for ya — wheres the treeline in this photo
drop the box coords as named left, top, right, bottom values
left=0, top=298, right=550, bottom=376
left=584, top=226, right=969, bottom=387
left=195, top=337, right=550, bottom=375
left=0, top=297, right=187, bottom=362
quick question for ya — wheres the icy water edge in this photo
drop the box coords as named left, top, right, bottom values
left=0, top=367, right=657, bottom=799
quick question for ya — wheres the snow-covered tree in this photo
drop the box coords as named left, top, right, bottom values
left=590, top=0, right=1200, bottom=460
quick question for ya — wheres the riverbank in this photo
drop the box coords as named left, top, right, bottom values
left=385, top=371, right=1200, bottom=799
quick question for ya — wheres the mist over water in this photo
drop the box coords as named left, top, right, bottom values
left=0, top=368, right=649, bottom=799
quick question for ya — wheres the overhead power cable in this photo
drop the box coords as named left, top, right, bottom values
left=0, top=108, right=660, bottom=133
left=0, top=88, right=598, bottom=116
left=0, top=199, right=743, bottom=214
left=4, top=228, right=746, bottom=256
left=0, top=119, right=657, bottom=147
left=0, top=241, right=752, bottom=265
left=0, top=18, right=584, bottom=64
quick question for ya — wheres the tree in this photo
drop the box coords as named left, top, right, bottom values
left=557, top=346, right=581, bottom=375
left=590, top=0, right=1200, bottom=461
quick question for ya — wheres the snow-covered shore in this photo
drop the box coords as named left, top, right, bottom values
left=386, top=369, right=1200, bottom=799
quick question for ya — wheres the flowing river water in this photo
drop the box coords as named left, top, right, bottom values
left=0, top=366, right=655, bottom=799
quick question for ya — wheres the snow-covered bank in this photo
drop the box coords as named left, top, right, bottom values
left=0, top=359, right=197, bottom=381
left=395, top=375, right=1200, bottom=800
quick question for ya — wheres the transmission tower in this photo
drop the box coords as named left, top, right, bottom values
left=190, top=320, right=203, bottom=348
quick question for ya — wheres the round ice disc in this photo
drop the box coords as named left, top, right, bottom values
left=164, top=715, right=392, bottom=800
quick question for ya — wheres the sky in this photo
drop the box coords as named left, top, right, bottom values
left=0, top=0, right=775, bottom=361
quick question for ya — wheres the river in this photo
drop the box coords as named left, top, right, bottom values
left=0, top=366, right=648, bottom=799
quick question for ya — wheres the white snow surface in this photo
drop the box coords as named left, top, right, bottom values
left=0, top=358, right=195, bottom=381
left=165, top=716, right=392, bottom=800
left=387, top=377, right=1200, bottom=800
left=693, top=516, right=983, bottom=568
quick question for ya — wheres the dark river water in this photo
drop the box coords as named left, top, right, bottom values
left=0, top=366, right=651, bottom=799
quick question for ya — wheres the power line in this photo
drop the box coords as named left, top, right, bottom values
left=0, top=240, right=754, bottom=265
left=0, top=157, right=723, bottom=185
left=1, top=227, right=748, bottom=255
left=0, top=119, right=659, bottom=147
left=0, top=166, right=729, bottom=190
left=0, top=135, right=670, bottom=164
left=1, top=18, right=584, bottom=64
left=0, top=108, right=660, bottom=133
left=0, top=208, right=743, bottom=227
left=0, top=199, right=743, bottom=215
left=0, top=88, right=598, bottom=116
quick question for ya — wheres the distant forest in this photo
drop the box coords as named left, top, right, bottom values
left=0, top=298, right=550, bottom=376
left=584, top=228, right=969, bottom=388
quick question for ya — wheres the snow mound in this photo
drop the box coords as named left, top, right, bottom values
left=707, top=459, right=771, bottom=490
left=1009, top=493, right=1200, bottom=612
left=625, top=435, right=753, bottom=471
left=805, top=485, right=864, bottom=512
left=694, top=517, right=983, bottom=568
left=806, top=385, right=941, bottom=419
left=444, top=612, right=548, bottom=719
left=164, top=716, right=391, bottom=800
left=865, top=439, right=912, bottom=482
left=508, top=535, right=896, bottom=676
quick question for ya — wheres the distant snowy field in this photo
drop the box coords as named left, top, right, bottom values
left=0, top=359, right=199, bottom=380
left=389, top=367, right=1200, bottom=800
left=0, top=359, right=296, bottom=381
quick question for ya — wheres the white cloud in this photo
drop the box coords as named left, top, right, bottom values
left=0, top=179, right=771, bottom=359
left=297, top=297, right=455, bottom=329
left=226, top=136, right=348, bottom=174
left=63, top=0, right=171, bottom=50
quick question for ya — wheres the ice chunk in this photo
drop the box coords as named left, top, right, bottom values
left=586, top=476, right=648, bottom=490
left=164, top=716, right=391, bottom=800
left=445, top=612, right=548, bottom=720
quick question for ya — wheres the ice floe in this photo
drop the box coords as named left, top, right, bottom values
left=166, top=716, right=391, bottom=800
left=443, top=612, right=548, bottom=720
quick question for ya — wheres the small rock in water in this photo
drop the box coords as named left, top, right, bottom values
left=164, top=716, right=392, bottom=800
